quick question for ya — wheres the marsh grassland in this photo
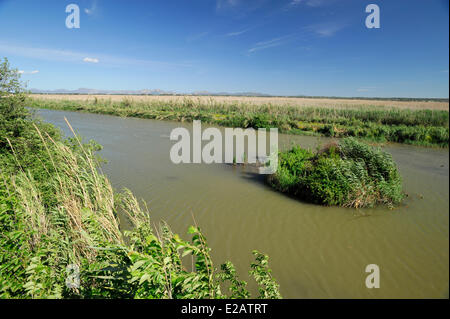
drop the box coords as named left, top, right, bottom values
left=31, top=94, right=450, bottom=110
left=30, top=94, right=449, bottom=147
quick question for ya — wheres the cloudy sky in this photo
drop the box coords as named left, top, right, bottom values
left=0, top=0, right=448, bottom=97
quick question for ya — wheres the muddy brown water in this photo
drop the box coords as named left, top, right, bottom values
left=36, top=108, right=449, bottom=298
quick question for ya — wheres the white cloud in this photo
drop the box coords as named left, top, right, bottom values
left=290, top=0, right=327, bottom=7
left=227, top=30, right=246, bottom=37
left=290, top=0, right=304, bottom=6
left=248, top=35, right=294, bottom=53
left=216, top=0, right=267, bottom=15
left=304, top=0, right=326, bottom=7
left=304, top=22, right=346, bottom=37
left=226, top=28, right=251, bottom=37
left=245, top=22, right=344, bottom=55
left=17, top=70, right=39, bottom=75
left=0, top=42, right=191, bottom=70
left=83, top=57, right=99, bottom=63
left=84, top=0, right=97, bottom=15
left=216, top=0, right=240, bottom=10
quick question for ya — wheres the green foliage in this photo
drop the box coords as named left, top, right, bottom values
left=0, top=57, right=32, bottom=151
left=0, top=58, right=281, bottom=299
left=269, top=138, right=404, bottom=208
left=217, top=261, right=249, bottom=299
left=29, top=95, right=449, bottom=147
left=249, top=251, right=282, bottom=299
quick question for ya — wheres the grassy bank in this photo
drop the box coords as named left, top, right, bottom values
left=269, top=138, right=404, bottom=208
left=29, top=95, right=449, bottom=147
left=1, top=58, right=281, bottom=299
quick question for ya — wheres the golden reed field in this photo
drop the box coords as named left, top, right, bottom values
left=31, top=94, right=449, bottom=111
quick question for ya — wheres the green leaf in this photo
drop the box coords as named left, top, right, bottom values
left=139, top=273, right=151, bottom=285
left=187, top=226, right=198, bottom=234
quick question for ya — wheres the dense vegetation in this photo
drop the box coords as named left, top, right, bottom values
left=269, top=138, right=404, bottom=208
left=29, top=95, right=449, bottom=147
left=0, top=58, right=281, bottom=299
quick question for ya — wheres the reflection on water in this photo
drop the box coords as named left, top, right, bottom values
left=36, top=108, right=449, bottom=298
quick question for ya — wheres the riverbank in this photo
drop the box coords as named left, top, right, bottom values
left=0, top=113, right=280, bottom=298
left=1, top=59, right=281, bottom=299
left=29, top=94, right=449, bottom=147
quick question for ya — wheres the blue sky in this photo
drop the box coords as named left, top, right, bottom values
left=0, top=0, right=448, bottom=97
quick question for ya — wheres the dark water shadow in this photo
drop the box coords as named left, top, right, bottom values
left=234, top=166, right=316, bottom=206
left=234, top=165, right=381, bottom=216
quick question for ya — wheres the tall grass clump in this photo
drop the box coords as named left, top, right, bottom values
left=269, top=138, right=404, bottom=208
left=0, top=57, right=281, bottom=299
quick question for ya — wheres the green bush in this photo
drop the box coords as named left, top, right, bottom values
left=269, top=138, right=404, bottom=208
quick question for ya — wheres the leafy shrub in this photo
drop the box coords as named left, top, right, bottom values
left=269, top=138, right=404, bottom=208
left=247, top=114, right=272, bottom=129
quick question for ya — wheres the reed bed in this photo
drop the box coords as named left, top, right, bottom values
left=30, top=94, right=449, bottom=147
left=32, top=94, right=449, bottom=111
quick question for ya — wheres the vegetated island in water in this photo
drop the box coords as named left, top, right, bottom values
left=29, top=94, right=449, bottom=147
left=268, top=138, right=404, bottom=208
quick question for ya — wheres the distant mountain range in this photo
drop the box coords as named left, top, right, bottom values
left=28, top=88, right=448, bottom=101
left=30, top=88, right=272, bottom=97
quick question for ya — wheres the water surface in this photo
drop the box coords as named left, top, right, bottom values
left=36, top=108, right=449, bottom=298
